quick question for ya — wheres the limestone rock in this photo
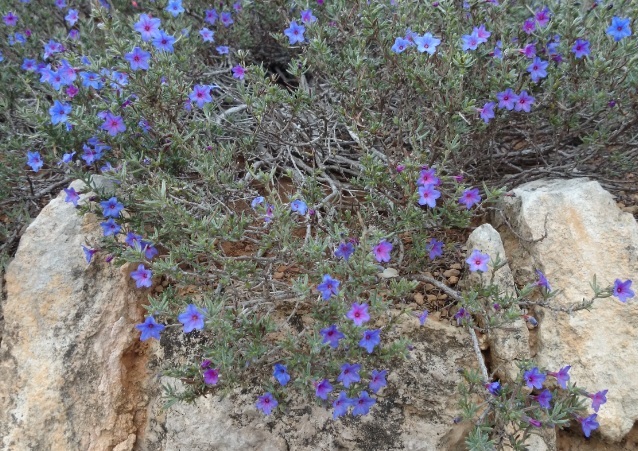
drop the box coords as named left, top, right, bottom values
left=497, top=178, right=638, bottom=442
left=466, top=224, right=531, bottom=383
left=0, top=181, right=150, bottom=451
left=145, top=318, right=476, bottom=451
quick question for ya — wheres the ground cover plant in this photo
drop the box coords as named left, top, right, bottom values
left=1, top=0, right=637, bottom=448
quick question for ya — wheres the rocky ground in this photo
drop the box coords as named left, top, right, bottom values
left=1, top=177, right=638, bottom=451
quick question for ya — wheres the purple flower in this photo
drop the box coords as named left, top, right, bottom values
left=189, top=85, right=213, bottom=108
left=178, top=304, right=206, bottom=333
left=478, top=102, right=495, bottom=123
left=523, top=367, right=546, bottom=390
left=256, top=392, right=278, bottom=415
left=359, top=329, right=381, bottom=354
left=496, top=88, right=518, bottom=111
left=461, top=32, right=481, bottom=51
left=521, top=43, right=536, bottom=59
left=579, top=414, right=599, bottom=438
left=216, top=46, right=229, bottom=54
left=290, top=199, right=307, bottom=215
left=64, top=187, right=80, bottom=206
left=204, top=368, right=219, bottom=385
left=134, top=14, right=161, bottom=41
left=534, top=389, right=552, bottom=409
left=3, top=12, right=18, bottom=26
left=141, top=241, right=159, bottom=260
left=301, top=9, right=317, bottom=24
left=473, top=24, right=491, bottom=43
left=486, top=381, right=501, bottom=395
left=335, top=242, right=355, bottom=260
left=414, top=33, right=440, bottom=55
left=526, top=416, right=542, bottom=428
left=514, top=90, right=535, bottom=112
left=284, top=21, right=306, bottom=45
left=317, top=274, right=340, bottom=300
left=65, top=9, right=79, bottom=26
left=320, top=324, right=345, bottom=348
left=353, top=391, right=376, bottom=415
left=124, top=47, right=151, bottom=71
left=126, top=232, right=143, bottom=247
left=21, top=58, right=37, bottom=71
left=459, top=187, right=482, bottom=208
left=131, top=264, right=153, bottom=288
left=100, top=218, right=121, bottom=236
left=528, top=57, right=549, bottom=83
left=27, top=151, right=43, bottom=172
left=82, top=245, right=97, bottom=263
left=589, top=390, right=608, bottom=412
left=417, top=310, right=429, bottom=326
left=454, top=307, right=470, bottom=325
left=536, top=270, right=551, bottom=292
left=135, top=316, right=165, bottom=341
left=100, top=196, right=124, bottom=217
left=369, top=369, right=387, bottom=393
left=199, top=27, right=215, bottom=42
left=347, top=303, right=370, bottom=326
left=391, top=37, right=411, bottom=53
left=273, top=363, right=290, bottom=386
left=548, top=365, right=570, bottom=389
left=232, top=65, right=245, bottom=80
left=522, top=18, right=536, bottom=34
left=338, top=363, right=361, bottom=388
left=572, top=39, right=590, bottom=58
left=153, top=31, right=175, bottom=52
left=251, top=196, right=264, bottom=208
left=607, top=17, right=632, bottom=42
left=165, top=0, right=184, bottom=16
left=201, top=359, right=212, bottom=369
left=613, top=279, right=634, bottom=302
left=333, top=391, right=352, bottom=419
left=373, top=240, right=392, bottom=262
left=101, top=113, right=126, bottom=136
left=427, top=238, right=443, bottom=260
left=418, top=185, right=441, bottom=208
left=220, top=11, right=234, bottom=27
left=466, top=249, right=490, bottom=272
left=315, top=379, right=333, bottom=399
left=535, top=8, right=551, bottom=27
left=204, top=9, right=218, bottom=24
left=417, top=168, right=440, bottom=186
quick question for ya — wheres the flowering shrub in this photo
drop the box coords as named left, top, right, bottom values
left=1, top=0, right=636, bottom=448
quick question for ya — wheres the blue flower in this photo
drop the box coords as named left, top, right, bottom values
left=352, top=391, right=376, bottom=415
left=332, top=391, right=352, bottom=419
left=317, top=274, right=340, bottom=300
left=135, top=316, right=165, bottom=341
left=527, top=57, right=549, bottom=83
left=81, top=245, right=96, bottom=263
left=334, top=242, right=355, bottom=260
left=26, top=151, right=43, bottom=172
left=100, top=197, right=124, bottom=217
left=165, top=0, right=184, bottom=17
left=80, top=71, right=103, bottom=89
left=49, top=100, right=71, bottom=125
left=134, top=13, right=161, bottom=41
left=153, top=30, right=176, bottom=52
left=426, top=238, right=443, bottom=260
left=290, top=199, right=307, bottom=215
left=256, top=392, right=278, bottom=415
left=178, top=304, right=206, bottom=333
left=320, top=324, right=345, bottom=348
left=607, top=17, right=632, bottom=42
left=414, top=33, right=440, bottom=55
left=359, top=329, right=381, bottom=353
left=391, top=37, right=411, bottom=53
left=369, top=369, right=387, bottom=393
left=125, top=47, right=151, bottom=71
left=284, top=21, right=306, bottom=45
left=337, top=363, right=361, bottom=388
left=100, top=218, right=121, bottom=236
left=273, top=363, right=290, bottom=386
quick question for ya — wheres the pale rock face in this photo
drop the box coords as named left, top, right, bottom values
left=497, top=178, right=638, bottom=442
left=0, top=180, right=150, bottom=451
left=144, top=318, right=476, bottom=451
left=466, top=224, right=531, bottom=383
